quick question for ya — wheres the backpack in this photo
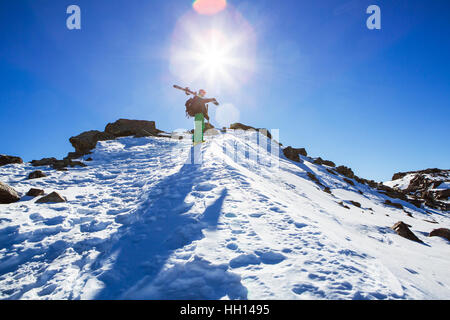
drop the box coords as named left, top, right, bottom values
left=185, top=97, right=196, bottom=117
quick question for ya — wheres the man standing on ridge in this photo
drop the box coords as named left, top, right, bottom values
left=174, top=85, right=219, bottom=145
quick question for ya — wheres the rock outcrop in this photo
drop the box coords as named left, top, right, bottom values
left=391, top=221, right=422, bottom=243
left=392, top=168, right=446, bottom=181
left=283, top=146, right=307, bottom=162
left=28, top=170, right=47, bottom=180
left=26, top=188, right=45, bottom=197
left=335, top=166, right=355, bottom=179
left=35, top=192, right=66, bottom=203
left=0, top=155, right=23, bottom=167
left=313, top=157, right=336, bottom=167
left=0, top=182, right=20, bottom=204
left=384, top=199, right=404, bottom=210
left=69, top=130, right=115, bottom=155
left=31, top=158, right=87, bottom=171
left=229, top=123, right=272, bottom=139
left=105, top=119, right=161, bottom=138
left=350, top=201, right=361, bottom=208
left=386, top=168, right=449, bottom=211
left=30, top=158, right=58, bottom=167
left=69, top=119, right=163, bottom=157
left=429, top=228, right=450, bottom=242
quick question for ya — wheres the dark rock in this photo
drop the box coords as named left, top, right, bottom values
left=392, top=168, right=445, bottom=181
left=436, top=189, right=450, bottom=200
left=408, top=198, right=423, bottom=208
left=28, top=170, right=47, bottom=180
left=377, top=185, right=408, bottom=201
left=392, top=172, right=408, bottom=181
left=323, top=187, right=332, bottom=194
left=335, top=166, right=355, bottom=179
left=283, top=146, right=307, bottom=162
left=230, top=123, right=255, bottom=131
left=405, top=174, right=430, bottom=194
left=0, top=182, right=20, bottom=204
left=0, top=155, right=23, bottom=167
left=69, top=130, right=115, bottom=155
left=307, top=172, right=324, bottom=188
left=86, top=157, right=93, bottom=161
left=326, top=169, right=337, bottom=175
left=26, top=188, right=45, bottom=197
left=432, top=181, right=443, bottom=189
left=65, top=151, right=85, bottom=160
left=384, top=200, right=404, bottom=210
left=338, top=201, right=350, bottom=209
left=32, top=157, right=86, bottom=171
left=313, top=157, right=336, bottom=167
left=257, top=128, right=272, bottom=139
left=354, top=176, right=366, bottom=185
left=343, top=178, right=355, bottom=186
left=391, top=221, right=422, bottom=243
left=105, top=119, right=160, bottom=138
left=52, top=159, right=87, bottom=171
left=366, top=180, right=378, bottom=188
left=31, top=157, right=58, bottom=167
left=350, top=201, right=361, bottom=208
left=429, top=228, right=450, bottom=241
left=35, top=192, right=66, bottom=203
left=229, top=123, right=272, bottom=139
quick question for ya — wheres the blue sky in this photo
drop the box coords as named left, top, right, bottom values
left=1, top=0, right=449, bottom=181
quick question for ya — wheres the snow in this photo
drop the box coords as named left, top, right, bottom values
left=0, top=130, right=449, bottom=300
left=384, top=175, right=414, bottom=190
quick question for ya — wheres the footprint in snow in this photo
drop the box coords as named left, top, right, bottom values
left=292, top=283, right=325, bottom=297
left=229, top=253, right=260, bottom=268
left=229, top=251, right=286, bottom=268
left=42, top=216, right=65, bottom=226
left=269, top=207, right=285, bottom=213
left=224, top=213, right=236, bottom=218
left=249, top=213, right=264, bottom=218
left=254, top=251, right=286, bottom=265
left=80, top=220, right=111, bottom=233
left=294, top=222, right=308, bottom=229
left=195, top=183, right=216, bottom=192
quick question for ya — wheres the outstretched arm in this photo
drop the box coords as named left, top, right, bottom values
left=204, top=98, right=219, bottom=105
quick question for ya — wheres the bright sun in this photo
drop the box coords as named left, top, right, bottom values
left=194, top=29, right=236, bottom=85
left=169, top=9, right=256, bottom=92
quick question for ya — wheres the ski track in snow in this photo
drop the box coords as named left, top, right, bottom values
left=0, top=131, right=449, bottom=300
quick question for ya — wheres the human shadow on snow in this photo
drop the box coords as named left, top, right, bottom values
left=92, top=150, right=247, bottom=300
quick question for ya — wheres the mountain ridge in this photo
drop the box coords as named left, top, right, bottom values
left=0, top=119, right=449, bottom=299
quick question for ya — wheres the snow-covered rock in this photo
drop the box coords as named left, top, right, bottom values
left=385, top=169, right=449, bottom=211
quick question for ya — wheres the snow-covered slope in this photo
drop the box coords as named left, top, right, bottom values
left=1, top=131, right=449, bottom=300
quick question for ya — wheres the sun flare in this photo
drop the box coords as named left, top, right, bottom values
left=169, top=9, right=256, bottom=93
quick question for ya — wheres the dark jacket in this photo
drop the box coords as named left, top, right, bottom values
left=189, top=96, right=215, bottom=120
